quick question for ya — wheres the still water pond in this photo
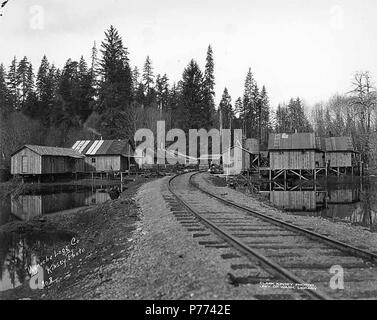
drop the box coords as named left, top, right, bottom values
left=0, top=183, right=120, bottom=294
left=261, top=178, right=377, bottom=232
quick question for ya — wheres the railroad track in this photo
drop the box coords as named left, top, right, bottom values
left=167, top=171, right=377, bottom=300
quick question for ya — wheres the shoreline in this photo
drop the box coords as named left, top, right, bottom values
left=0, top=176, right=153, bottom=300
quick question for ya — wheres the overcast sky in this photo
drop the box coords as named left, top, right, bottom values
left=1, top=0, right=377, bottom=109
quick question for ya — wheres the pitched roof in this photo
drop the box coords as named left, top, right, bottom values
left=72, top=140, right=133, bottom=156
left=268, top=133, right=318, bottom=150
left=12, top=145, right=85, bottom=158
left=323, top=137, right=355, bottom=152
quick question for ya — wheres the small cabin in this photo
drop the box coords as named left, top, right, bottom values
left=323, top=137, right=357, bottom=168
left=72, top=140, right=134, bottom=172
left=268, top=133, right=322, bottom=170
left=11, top=145, right=85, bottom=176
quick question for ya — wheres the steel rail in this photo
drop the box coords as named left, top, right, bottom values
left=168, top=172, right=332, bottom=300
left=189, top=172, right=377, bottom=264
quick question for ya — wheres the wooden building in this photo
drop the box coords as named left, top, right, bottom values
left=268, top=133, right=321, bottom=170
left=72, top=140, right=134, bottom=172
left=266, top=133, right=326, bottom=180
left=323, top=137, right=357, bottom=168
left=11, top=145, right=85, bottom=176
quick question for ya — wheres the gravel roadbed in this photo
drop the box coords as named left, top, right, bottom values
left=92, top=177, right=304, bottom=300
left=195, top=173, right=377, bottom=253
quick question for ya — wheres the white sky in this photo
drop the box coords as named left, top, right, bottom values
left=0, top=0, right=377, bottom=109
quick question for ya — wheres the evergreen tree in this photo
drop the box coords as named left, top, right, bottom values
left=52, top=59, right=77, bottom=128
left=252, top=83, right=261, bottom=140
left=203, top=45, right=215, bottom=127
left=7, top=57, right=19, bottom=111
left=135, top=83, right=145, bottom=106
left=90, top=41, right=99, bottom=96
left=219, top=88, right=233, bottom=129
left=98, top=26, right=133, bottom=138
left=242, top=68, right=257, bottom=138
left=0, top=64, right=10, bottom=116
left=36, top=56, right=56, bottom=125
left=180, top=59, right=206, bottom=131
left=78, top=56, right=95, bottom=122
left=22, top=63, right=38, bottom=118
left=155, top=73, right=169, bottom=113
left=142, top=56, right=154, bottom=95
left=259, top=85, right=270, bottom=146
left=52, top=57, right=95, bottom=129
left=287, top=98, right=312, bottom=132
left=167, top=82, right=181, bottom=129
left=17, top=57, right=34, bottom=110
left=274, top=104, right=290, bottom=133
left=132, top=66, right=140, bottom=94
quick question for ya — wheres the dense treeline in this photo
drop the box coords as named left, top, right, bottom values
left=1, top=25, right=376, bottom=170
left=0, top=25, right=275, bottom=169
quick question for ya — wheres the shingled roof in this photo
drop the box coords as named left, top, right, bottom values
left=268, top=133, right=318, bottom=150
left=12, top=145, right=85, bottom=158
left=72, top=140, right=133, bottom=156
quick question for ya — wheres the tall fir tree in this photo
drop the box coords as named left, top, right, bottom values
left=259, top=85, right=270, bottom=146
left=219, top=88, right=233, bottom=129
left=0, top=64, right=10, bottom=116
left=274, top=104, right=290, bottom=133
left=203, top=45, right=215, bottom=127
left=79, top=56, right=95, bottom=122
left=7, top=57, right=19, bottom=111
left=155, top=73, right=169, bottom=113
left=36, top=56, right=56, bottom=125
left=167, top=82, right=181, bottom=129
left=252, top=83, right=261, bottom=140
left=98, top=25, right=133, bottom=138
left=142, top=56, right=154, bottom=95
left=132, top=66, right=140, bottom=94
left=242, top=68, right=257, bottom=138
left=17, top=57, right=34, bottom=110
left=180, top=59, right=206, bottom=131
left=287, top=98, right=312, bottom=133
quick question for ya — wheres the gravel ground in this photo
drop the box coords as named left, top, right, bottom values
left=91, top=177, right=307, bottom=300
left=195, top=173, right=377, bottom=254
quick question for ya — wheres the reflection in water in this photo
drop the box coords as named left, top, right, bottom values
left=0, top=184, right=119, bottom=293
left=0, top=230, right=73, bottom=293
left=8, top=185, right=117, bottom=223
left=266, top=178, right=377, bottom=231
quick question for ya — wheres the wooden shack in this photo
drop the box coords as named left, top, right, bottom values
left=324, top=137, right=356, bottom=168
left=268, top=133, right=320, bottom=170
left=72, top=140, right=134, bottom=172
left=11, top=145, right=85, bottom=176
